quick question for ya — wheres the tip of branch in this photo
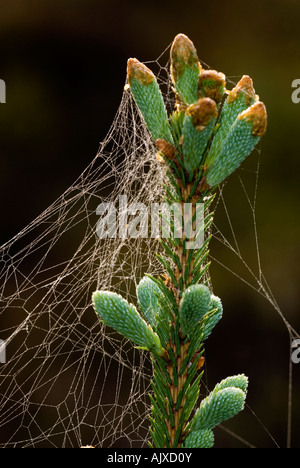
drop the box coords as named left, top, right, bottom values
left=186, top=98, right=218, bottom=131
left=239, top=101, right=267, bottom=136
left=170, top=34, right=201, bottom=83
left=227, top=75, right=257, bottom=106
left=127, top=58, right=155, bottom=86
left=198, top=70, right=226, bottom=103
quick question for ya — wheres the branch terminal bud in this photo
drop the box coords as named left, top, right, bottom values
left=170, top=34, right=202, bottom=106
left=198, top=70, right=226, bottom=104
left=227, top=75, right=258, bottom=107
left=170, top=33, right=201, bottom=83
left=127, top=58, right=154, bottom=86
left=239, top=101, right=267, bottom=137
left=186, top=98, right=218, bottom=131
left=155, top=138, right=176, bottom=159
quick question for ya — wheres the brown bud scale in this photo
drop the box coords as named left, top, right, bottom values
left=227, top=75, right=257, bottom=106
left=198, top=70, right=226, bottom=103
left=239, top=101, right=267, bottom=137
left=170, top=33, right=201, bottom=83
left=127, top=58, right=154, bottom=86
left=186, top=98, right=218, bottom=131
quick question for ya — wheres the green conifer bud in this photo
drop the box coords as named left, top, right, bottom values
left=183, top=428, right=214, bottom=448
left=213, top=374, right=248, bottom=394
left=137, top=276, right=162, bottom=327
left=127, top=58, right=173, bottom=142
left=205, top=101, right=267, bottom=187
left=182, top=97, right=218, bottom=174
left=179, top=284, right=211, bottom=336
left=92, top=290, right=164, bottom=356
left=198, top=69, right=226, bottom=105
left=202, top=294, right=223, bottom=340
left=191, top=387, right=247, bottom=431
left=220, top=75, right=258, bottom=132
left=170, top=33, right=202, bottom=106
left=205, top=75, right=257, bottom=169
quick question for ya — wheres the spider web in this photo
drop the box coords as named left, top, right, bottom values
left=0, top=49, right=298, bottom=448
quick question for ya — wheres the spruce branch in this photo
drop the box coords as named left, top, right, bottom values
left=92, top=33, right=267, bottom=448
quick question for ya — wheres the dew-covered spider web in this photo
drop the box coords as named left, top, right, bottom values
left=0, top=46, right=299, bottom=448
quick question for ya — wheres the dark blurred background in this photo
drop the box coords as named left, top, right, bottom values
left=0, top=0, right=299, bottom=448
